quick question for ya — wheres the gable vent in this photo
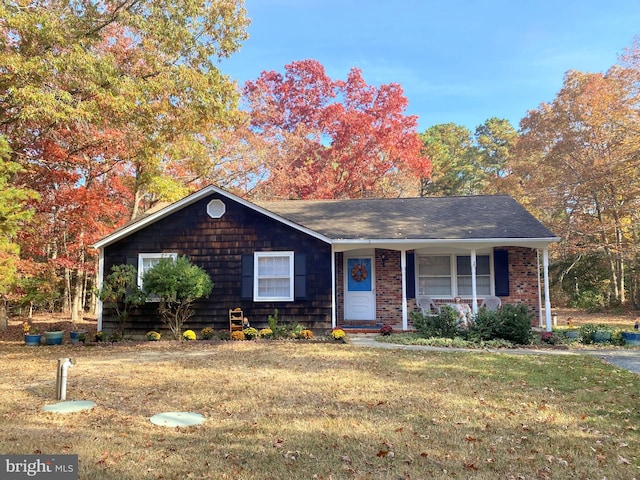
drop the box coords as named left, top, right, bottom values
left=207, top=199, right=226, bottom=218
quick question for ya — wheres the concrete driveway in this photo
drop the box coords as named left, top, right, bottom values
left=587, top=350, right=640, bottom=374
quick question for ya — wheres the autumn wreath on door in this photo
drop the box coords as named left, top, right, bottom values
left=351, top=263, right=368, bottom=282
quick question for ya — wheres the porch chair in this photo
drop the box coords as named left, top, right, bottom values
left=480, top=296, right=502, bottom=311
left=229, top=307, right=244, bottom=333
left=416, top=295, right=440, bottom=316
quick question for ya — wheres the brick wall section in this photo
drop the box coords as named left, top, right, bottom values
left=375, top=250, right=403, bottom=323
left=505, top=246, right=540, bottom=317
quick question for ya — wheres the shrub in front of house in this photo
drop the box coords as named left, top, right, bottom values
left=99, top=263, right=147, bottom=337
left=578, top=323, right=599, bottom=344
left=495, top=304, right=534, bottom=344
left=288, top=323, right=306, bottom=339
left=410, top=305, right=461, bottom=339
left=468, top=303, right=533, bottom=345
left=467, top=308, right=500, bottom=341
left=200, top=327, right=215, bottom=340
left=266, top=309, right=299, bottom=339
left=142, top=256, right=214, bottom=340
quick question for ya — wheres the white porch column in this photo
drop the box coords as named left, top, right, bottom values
left=97, top=248, right=104, bottom=331
left=543, top=247, right=552, bottom=331
left=470, top=249, right=478, bottom=315
left=536, top=250, right=543, bottom=328
left=331, top=246, right=337, bottom=329
left=401, top=250, right=408, bottom=331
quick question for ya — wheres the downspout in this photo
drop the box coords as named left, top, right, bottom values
left=543, top=247, right=552, bottom=331
left=471, top=249, right=478, bottom=315
left=401, top=250, right=408, bottom=331
left=331, top=245, right=337, bottom=329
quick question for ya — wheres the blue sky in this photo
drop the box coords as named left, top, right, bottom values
left=219, top=0, right=640, bottom=133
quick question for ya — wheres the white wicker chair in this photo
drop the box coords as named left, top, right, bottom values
left=416, top=295, right=441, bottom=316
left=480, top=296, right=502, bottom=311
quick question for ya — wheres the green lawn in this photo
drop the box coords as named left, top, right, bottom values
left=1, top=339, right=639, bottom=479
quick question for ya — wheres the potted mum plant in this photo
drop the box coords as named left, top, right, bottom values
left=23, top=322, right=41, bottom=346
left=380, top=324, right=393, bottom=336
left=621, top=322, right=640, bottom=346
left=563, top=318, right=579, bottom=339
left=69, top=321, right=87, bottom=344
left=331, top=328, right=346, bottom=342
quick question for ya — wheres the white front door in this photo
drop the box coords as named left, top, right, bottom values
left=344, top=256, right=375, bottom=320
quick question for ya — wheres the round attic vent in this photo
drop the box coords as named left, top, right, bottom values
left=207, top=199, right=225, bottom=218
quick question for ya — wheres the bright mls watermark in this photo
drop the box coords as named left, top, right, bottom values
left=0, top=455, right=78, bottom=479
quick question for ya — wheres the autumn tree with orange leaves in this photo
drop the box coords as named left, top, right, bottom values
left=242, top=60, right=431, bottom=199
left=513, top=57, right=640, bottom=306
left=0, top=0, right=249, bottom=320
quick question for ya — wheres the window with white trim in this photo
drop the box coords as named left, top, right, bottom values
left=254, top=251, right=294, bottom=301
left=456, top=255, right=490, bottom=295
left=418, top=254, right=492, bottom=297
left=418, top=255, right=452, bottom=296
left=138, top=253, right=178, bottom=291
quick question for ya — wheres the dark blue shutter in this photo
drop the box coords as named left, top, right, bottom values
left=294, top=253, right=307, bottom=300
left=406, top=251, right=415, bottom=299
left=241, top=255, right=254, bottom=300
left=494, top=249, right=510, bottom=296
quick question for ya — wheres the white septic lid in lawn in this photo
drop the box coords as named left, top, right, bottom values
left=42, top=400, right=96, bottom=413
left=150, top=412, right=205, bottom=427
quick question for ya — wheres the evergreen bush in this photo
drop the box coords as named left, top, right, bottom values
left=410, top=305, right=461, bottom=339
left=469, top=303, right=533, bottom=345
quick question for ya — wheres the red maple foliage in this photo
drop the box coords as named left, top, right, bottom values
left=243, top=60, right=430, bottom=199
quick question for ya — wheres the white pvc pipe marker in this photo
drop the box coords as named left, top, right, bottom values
left=56, top=358, right=75, bottom=401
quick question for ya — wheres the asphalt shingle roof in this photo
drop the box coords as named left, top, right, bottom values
left=258, top=195, right=556, bottom=240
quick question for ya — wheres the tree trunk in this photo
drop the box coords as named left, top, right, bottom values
left=87, top=263, right=98, bottom=315
left=0, top=298, right=7, bottom=331
left=131, top=187, right=145, bottom=220
left=62, top=267, right=71, bottom=314
left=71, top=270, right=83, bottom=323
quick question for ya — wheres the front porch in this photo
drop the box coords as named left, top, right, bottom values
left=333, top=245, right=553, bottom=332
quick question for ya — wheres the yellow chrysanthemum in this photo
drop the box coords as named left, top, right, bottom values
left=231, top=330, right=245, bottom=341
left=331, top=329, right=346, bottom=340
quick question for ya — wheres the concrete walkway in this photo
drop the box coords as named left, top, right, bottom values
left=348, top=334, right=640, bottom=374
